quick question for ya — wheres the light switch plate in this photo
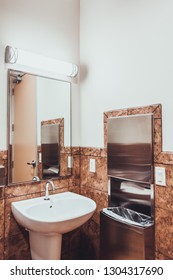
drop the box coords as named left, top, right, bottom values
left=89, top=158, right=96, bottom=173
left=68, top=156, right=73, bottom=168
left=38, top=152, right=42, bottom=163
left=155, top=167, right=166, bottom=186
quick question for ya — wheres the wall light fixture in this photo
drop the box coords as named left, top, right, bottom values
left=5, top=45, right=78, bottom=79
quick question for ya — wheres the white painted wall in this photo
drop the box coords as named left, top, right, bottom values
left=2, top=1, right=173, bottom=152
left=80, top=0, right=173, bottom=151
left=0, top=0, right=80, bottom=149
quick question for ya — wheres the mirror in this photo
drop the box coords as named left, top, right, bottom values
left=8, top=70, right=71, bottom=185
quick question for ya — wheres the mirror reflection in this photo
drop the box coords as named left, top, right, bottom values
left=8, top=70, right=71, bottom=185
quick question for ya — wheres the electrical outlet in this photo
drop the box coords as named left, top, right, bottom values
left=155, top=167, right=166, bottom=186
left=89, top=158, right=96, bottom=173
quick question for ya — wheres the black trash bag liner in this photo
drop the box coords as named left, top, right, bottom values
left=102, top=206, right=153, bottom=227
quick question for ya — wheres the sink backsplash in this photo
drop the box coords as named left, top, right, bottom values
left=1, top=104, right=173, bottom=260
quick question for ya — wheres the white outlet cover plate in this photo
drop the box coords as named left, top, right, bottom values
left=89, top=159, right=96, bottom=173
left=68, top=156, right=73, bottom=168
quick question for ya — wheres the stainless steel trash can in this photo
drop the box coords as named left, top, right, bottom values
left=100, top=207, right=154, bottom=260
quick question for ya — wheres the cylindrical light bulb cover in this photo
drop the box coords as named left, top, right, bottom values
left=5, top=46, right=78, bottom=78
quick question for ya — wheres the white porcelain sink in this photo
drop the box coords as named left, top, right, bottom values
left=11, top=192, right=96, bottom=260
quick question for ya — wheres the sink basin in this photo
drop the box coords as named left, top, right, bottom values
left=11, top=192, right=96, bottom=260
left=12, top=191, right=96, bottom=234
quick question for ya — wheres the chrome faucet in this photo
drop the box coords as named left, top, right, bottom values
left=44, top=180, right=55, bottom=200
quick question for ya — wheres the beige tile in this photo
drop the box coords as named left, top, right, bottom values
left=5, top=182, right=41, bottom=199
left=153, top=104, right=162, bottom=119
left=104, top=123, right=108, bottom=148
left=155, top=251, right=172, bottom=260
left=127, top=104, right=159, bottom=115
left=80, top=155, right=89, bottom=187
left=81, top=219, right=100, bottom=260
left=4, top=194, right=41, bottom=239
left=94, top=157, right=108, bottom=192
left=80, top=147, right=101, bottom=157
left=59, top=153, right=71, bottom=177
left=0, top=240, right=4, bottom=260
left=155, top=152, right=173, bottom=165
left=155, top=207, right=173, bottom=259
left=4, top=233, right=31, bottom=260
left=0, top=199, right=4, bottom=240
left=68, top=185, right=80, bottom=194
left=80, top=186, right=108, bottom=224
left=72, top=154, right=80, bottom=178
left=72, top=146, right=80, bottom=155
left=0, top=186, right=4, bottom=199
left=104, top=109, right=128, bottom=120
left=154, top=118, right=162, bottom=157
